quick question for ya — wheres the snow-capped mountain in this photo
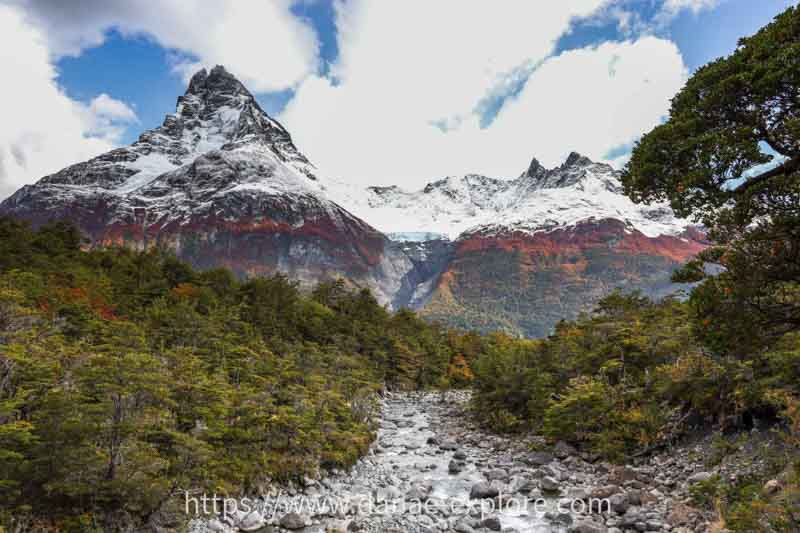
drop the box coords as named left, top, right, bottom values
left=0, top=66, right=706, bottom=337
left=328, top=151, right=690, bottom=242
left=326, top=152, right=707, bottom=337
left=0, top=66, right=416, bottom=306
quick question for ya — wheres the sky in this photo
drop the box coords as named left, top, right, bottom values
left=0, top=0, right=796, bottom=199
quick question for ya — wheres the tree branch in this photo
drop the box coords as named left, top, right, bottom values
left=732, top=156, right=800, bottom=195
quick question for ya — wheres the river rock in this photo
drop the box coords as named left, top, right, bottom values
left=406, top=486, right=430, bottom=501
left=481, top=517, right=502, bottom=531
left=527, top=451, right=555, bottom=466
left=687, top=471, right=713, bottom=484
left=485, top=468, right=508, bottom=482
left=569, top=521, right=607, bottom=533
left=237, top=511, right=266, bottom=531
left=469, top=482, right=499, bottom=499
left=554, top=441, right=578, bottom=459
left=453, top=520, right=475, bottom=533
left=279, top=512, right=306, bottom=530
left=540, top=476, right=560, bottom=493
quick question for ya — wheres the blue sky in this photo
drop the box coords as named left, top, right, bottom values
left=0, top=0, right=796, bottom=197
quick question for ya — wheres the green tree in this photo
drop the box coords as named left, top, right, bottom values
left=622, top=6, right=800, bottom=355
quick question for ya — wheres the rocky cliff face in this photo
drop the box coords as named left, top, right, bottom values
left=0, top=66, right=706, bottom=336
left=418, top=220, right=706, bottom=337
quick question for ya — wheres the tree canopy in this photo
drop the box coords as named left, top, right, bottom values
left=623, top=6, right=800, bottom=355
left=622, top=6, right=800, bottom=226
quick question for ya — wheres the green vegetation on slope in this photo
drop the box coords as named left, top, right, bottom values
left=0, top=217, right=479, bottom=531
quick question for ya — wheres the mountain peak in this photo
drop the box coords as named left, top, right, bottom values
left=523, top=157, right=547, bottom=178
left=562, top=151, right=593, bottom=168
left=171, top=65, right=309, bottom=165
left=187, top=67, right=208, bottom=92
left=184, top=65, right=252, bottom=101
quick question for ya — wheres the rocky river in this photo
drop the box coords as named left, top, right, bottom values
left=191, top=391, right=716, bottom=533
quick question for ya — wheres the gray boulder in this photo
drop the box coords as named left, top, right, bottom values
left=469, top=482, right=499, bottom=500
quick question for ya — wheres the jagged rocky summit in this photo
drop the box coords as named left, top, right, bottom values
left=0, top=66, right=706, bottom=337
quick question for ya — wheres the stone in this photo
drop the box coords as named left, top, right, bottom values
left=687, top=471, right=713, bottom=484
left=590, top=485, right=620, bottom=499
left=516, top=479, right=538, bottom=494
left=527, top=451, right=555, bottom=466
left=481, top=517, right=502, bottom=531
left=667, top=503, right=694, bottom=526
left=545, top=512, right=574, bottom=526
left=207, top=519, right=227, bottom=532
left=453, top=520, right=475, bottom=533
left=540, top=476, right=560, bottom=493
left=279, top=512, right=306, bottom=530
left=485, top=468, right=508, bottom=482
left=568, top=522, right=607, bottom=533
left=619, top=508, right=644, bottom=528
left=449, top=460, right=464, bottom=474
left=238, top=511, right=266, bottom=531
left=608, top=466, right=638, bottom=485
left=609, top=493, right=629, bottom=515
left=406, top=486, right=431, bottom=501
left=375, top=486, right=401, bottom=503
left=469, top=482, right=499, bottom=499
left=554, top=440, right=578, bottom=459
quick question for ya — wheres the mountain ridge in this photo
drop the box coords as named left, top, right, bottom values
left=327, top=150, right=691, bottom=242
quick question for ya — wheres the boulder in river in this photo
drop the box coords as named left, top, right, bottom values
left=540, top=476, right=561, bottom=493
left=527, top=451, right=554, bottom=466
left=279, top=512, right=306, bottom=530
left=469, top=482, right=499, bottom=499
left=481, top=516, right=502, bottom=531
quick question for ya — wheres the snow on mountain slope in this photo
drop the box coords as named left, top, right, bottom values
left=326, top=152, right=690, bottom=241
left=3, top=65, right=320, bottom=214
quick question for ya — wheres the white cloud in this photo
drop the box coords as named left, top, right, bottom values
left=652, top=0, right=724, bottom=28
left=88, top=93, right=138, bottom=122
left=487, top=37, right=688, bottom=170
left=662, top=0, right=722, bottom=15
left=581, top=0, right=724, bottom=38
left=79, top=93, right=139, bottom=145
left=0, top=5, right=134, bottom=199
left=10, top=0, right=320, bottom=92
left=281, top=2, right=688, bottom=188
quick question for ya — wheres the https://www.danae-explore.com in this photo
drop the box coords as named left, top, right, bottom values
left=184, top=490, right=612, bottom=522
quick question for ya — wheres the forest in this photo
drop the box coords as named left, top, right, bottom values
left=0, top=217, right=479, bottom=531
